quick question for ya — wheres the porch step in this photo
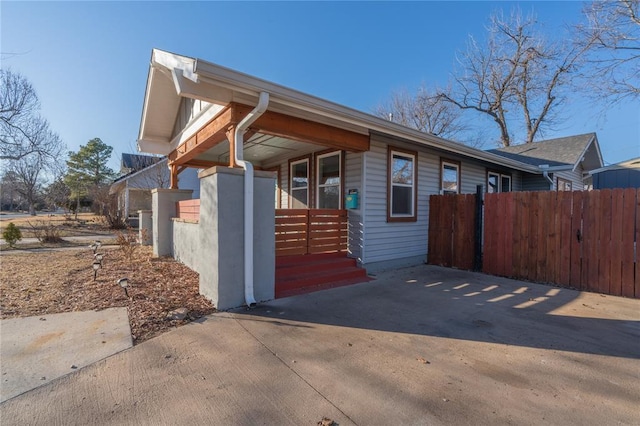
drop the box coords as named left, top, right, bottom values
left=275, top=253, right=372, bottom=299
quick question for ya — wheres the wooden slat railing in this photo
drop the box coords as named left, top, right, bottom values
left=275, top=209, right=348, bottom=256
left=176, top=199, right=200, bottom=221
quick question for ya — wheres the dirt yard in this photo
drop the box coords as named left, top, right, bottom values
left=0, top=246, right=215, bottom=344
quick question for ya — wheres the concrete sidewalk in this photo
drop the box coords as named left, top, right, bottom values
left=0, top=308, right=132, bottom=403
left=1, top=265, right=638, bottom=425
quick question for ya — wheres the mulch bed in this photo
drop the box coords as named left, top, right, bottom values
left=0, top=246, right=216, bottom=344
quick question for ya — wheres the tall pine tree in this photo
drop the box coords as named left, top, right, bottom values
left=64, top=138, right=115, bottom=217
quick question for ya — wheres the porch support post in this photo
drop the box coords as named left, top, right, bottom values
left=197, top=166, right=275, bottom=309
left=226, top=126, right=237, bottom=168
left=151, top=188, right=193, bottom=257
left=169, top=163, right=179, bottom=189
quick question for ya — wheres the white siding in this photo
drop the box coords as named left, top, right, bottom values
left=362, top=137, right=432, bottom=265
left=555, top=165, right=585, bottom=190
left=345, top=152, right=363, bottom=262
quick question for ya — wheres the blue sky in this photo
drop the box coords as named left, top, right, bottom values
left=2, top=1, right=638, bottom=172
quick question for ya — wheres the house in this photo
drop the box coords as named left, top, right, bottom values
left=589, top=157, right=640, bottom=189
left=110, top=154, right=200, bottom=222
left=136, top=48, right=604, bottom=309
left=488, top=134, right=604, bottom=191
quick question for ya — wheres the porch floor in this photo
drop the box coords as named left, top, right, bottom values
left=275, top=253, right=372, bottom=299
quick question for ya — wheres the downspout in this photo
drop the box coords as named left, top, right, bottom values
left=539, top=164, right=554, bottom=189
left=234, top=92, right=270, bottom=307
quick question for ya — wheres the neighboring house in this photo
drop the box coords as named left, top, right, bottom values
left=488, top=134, right=604, bottom=191
left=589, top=157, right=640, bottom=189
left=135, top=49, right=608, bottom=308
left=110, top=154, right=200, bottom=221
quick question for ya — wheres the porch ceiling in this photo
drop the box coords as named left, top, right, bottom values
left=195, top=134, right=319, bottom=168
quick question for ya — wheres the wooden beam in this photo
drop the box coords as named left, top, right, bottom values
left=168, top=105, right=239, bottom=166
left=182, top=159, right=229, bottom=169
left=169, top=164, right=178, bottom=189
left=234, top=103, right=370, bottom=152
left=226, top=126, right=237, bottom=168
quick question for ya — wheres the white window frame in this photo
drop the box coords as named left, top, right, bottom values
left=441, top=160, right=460, bottom=195
left=388, top=149, right=417, bottom=220
left=316, top=151, right=342, bottom=209
left=289, top=158, right=309, bottom=208
left=487, top=171, right=512, bottom=193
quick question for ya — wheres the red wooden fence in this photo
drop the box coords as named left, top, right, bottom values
left=427, top=193, right=476, bottom=270
left=175, top=199, right=200, bottom=221
left=275, top=209, right=348, bottom=257
left=483, top=189, right=639, bottom=298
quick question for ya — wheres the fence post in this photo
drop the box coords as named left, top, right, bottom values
left=474, top=185, right=484, bottom=271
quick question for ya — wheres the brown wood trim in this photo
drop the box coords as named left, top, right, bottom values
left=440, top=158, right=462, bottom=195
left=232, top=103, right=370, bottom=152
left=170, top=164, right=178, bottom=189
left=288, top=155, right=312, bottom=208
left=168, top=105, right=237, bottom=166
left=314, top=149, right=344, bottom=210
left=387, top=146, right=418, bottom=222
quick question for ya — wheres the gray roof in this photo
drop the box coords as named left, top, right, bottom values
left=121, top=153, right=162, bottom=172
left=487, top=133, right=597, bottom=168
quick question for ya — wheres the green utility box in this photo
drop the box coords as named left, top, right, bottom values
left=345, top=190, right=359, bottom=209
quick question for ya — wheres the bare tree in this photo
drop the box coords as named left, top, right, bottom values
left=0, top=69, right=65, bottom=161
left=439, top=10, right=593, bottom=147
left=577, top=0, right=640, bottom=102
left=10, top=152, right=45, bottom=215
left=375, top=85, right=465, bottom=140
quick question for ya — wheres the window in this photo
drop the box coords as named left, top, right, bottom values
left=388, top=147, right=417, bottom=222
left=441, top=160, right=460, bottom=194
left=557, top=177, right=572, bottom=191
left=316, top=152, right=342, bottom=209
left=289, top=158, right=309, bottom=208
left=487, top=171, right=512, bottom=193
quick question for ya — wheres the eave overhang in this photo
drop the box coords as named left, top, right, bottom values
left=138, top=48, right=544, bottom=175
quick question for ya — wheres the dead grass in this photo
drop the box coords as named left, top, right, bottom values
left=0, top=246, right=215, bottom=344
left=0, top=213, right=113, bottom=240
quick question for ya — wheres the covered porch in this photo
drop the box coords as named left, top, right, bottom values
left=138, top=50, right=372, bottom=308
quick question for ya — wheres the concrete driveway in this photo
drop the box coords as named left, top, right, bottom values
left=1, top=265, right=638, bottom=425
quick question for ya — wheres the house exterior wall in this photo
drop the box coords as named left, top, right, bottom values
left=593, top=168, right=640, bottom=189
left=554, top=165, right=585, bottom=190
left=521, top=174, right=552, bottom=191
left=360, top=132, right=525, bottom=270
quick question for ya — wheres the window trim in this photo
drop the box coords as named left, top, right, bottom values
left=486, top=170, right=512, bottom=193
left=315, top=150, right=343, bottom=210
left=440, top=158, right=461, bottom=195
left=288, top=155, right=311, bottom=208
left=387, top=146, right=418, bottom=222
left=557, top=177, right=572, bottom=191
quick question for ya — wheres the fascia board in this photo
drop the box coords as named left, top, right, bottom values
left=193, top=59, right=541, bottom=174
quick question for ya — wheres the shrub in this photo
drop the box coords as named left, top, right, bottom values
left=116, top=230, right=139, bottom=262
left=2, top=222, right=22, bottom=247
left=27, top=220, right=64, bottom=244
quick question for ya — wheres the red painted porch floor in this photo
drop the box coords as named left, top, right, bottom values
left=275, top=253, right=373, bottom=299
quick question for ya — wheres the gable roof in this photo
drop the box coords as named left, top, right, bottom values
left=121, top=153, right=162, bottom=172
left=112, top=157, right=167, bottom=187
left=488, top=133, right=604, bottom=171
left=137, top=49, right=546, bottom=175
left=589, top=157, right=640, bottom=175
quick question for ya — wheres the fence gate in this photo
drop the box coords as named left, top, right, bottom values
left=427, top=193, right=476, bottom=270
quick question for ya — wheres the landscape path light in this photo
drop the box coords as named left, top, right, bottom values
left=117, top=278, right=129, bottom=298
left=94, top=253, right=104, bottom=264
left=92, top=261, right=101, bottom=280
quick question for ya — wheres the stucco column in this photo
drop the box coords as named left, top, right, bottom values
left=138, top=210, right=153, bottom=246
left=197, top=166, right=275, bottom=309
left=151, top=188, right=193, bottom=257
